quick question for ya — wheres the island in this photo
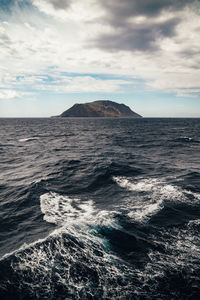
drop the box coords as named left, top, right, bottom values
left=58, top=100, right=142, bottom=118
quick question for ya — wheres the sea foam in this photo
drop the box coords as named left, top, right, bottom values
left=113, top=176, right=200, bottom=222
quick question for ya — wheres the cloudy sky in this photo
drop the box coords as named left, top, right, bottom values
left=0, top=0, right=200, bottom=117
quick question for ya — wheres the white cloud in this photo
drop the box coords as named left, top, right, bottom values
left=0, top=0, right=199, bottom=100
left=31, top=0, right=103, bottom=22
left=0, top=72, right=131, bottom=94
left=0, top=90, right=22, bottom=100
left=36, top=76, right=130, bottom=93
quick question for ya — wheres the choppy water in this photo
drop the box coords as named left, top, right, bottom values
left=0, top=117, right=200, bottom=300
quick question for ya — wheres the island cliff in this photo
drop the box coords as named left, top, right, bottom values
left=59, top=100, right=142, bottom=118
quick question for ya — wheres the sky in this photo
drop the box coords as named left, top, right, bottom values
left=0, top=0, right=200, bottom=117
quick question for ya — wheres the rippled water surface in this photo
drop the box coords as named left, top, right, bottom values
left=0, top=117, right=200, bottom=299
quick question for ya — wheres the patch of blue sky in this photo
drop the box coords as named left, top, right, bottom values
left=46, top=66, right=144, bottom=82
left=0, top=0, right=31, bottom=12
left=15, top=72, right=145, bottom=90
left=16, top=74, right=53, bottom=85
left=0, top=0, right=15, bottom=10
left=59, top=71, right=143, bottom=82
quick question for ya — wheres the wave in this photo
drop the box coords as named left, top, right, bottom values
left=2, top=187, right=200, bottom=299
left=18, top=137, right=39, bottom=142
left=173, top=136, right=200, bottom=144
left=0, top=193, right=137, bottom=299
left=40, top=192, right=96, bottom=225
left=113, top=176, right=200, bottom=223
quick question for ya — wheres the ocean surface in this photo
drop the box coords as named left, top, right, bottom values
left=0, top=117, right=200, bottom=300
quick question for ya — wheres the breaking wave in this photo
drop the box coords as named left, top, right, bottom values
left=113, top=176, right=200, bottom=223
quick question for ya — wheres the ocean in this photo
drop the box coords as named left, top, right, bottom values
left=0, top=117, right=200, bottom=299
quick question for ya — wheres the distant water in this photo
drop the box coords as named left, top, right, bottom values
left=0, top=117, right=200, bottom=300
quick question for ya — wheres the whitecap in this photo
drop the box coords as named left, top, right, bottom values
left=19, top=137, right=39, bottom=142
left=1, top=192, right=128, bottom=299
left=113, top=176, right=200, bottom=222
left=40, top=192, right=95, bottom=225
left=1, top=192, right=119, bottom=262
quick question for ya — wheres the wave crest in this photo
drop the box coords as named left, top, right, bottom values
left=113, top=176, right=200, bottom=222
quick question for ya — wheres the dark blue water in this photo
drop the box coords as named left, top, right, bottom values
left=0, top=117, right=200, bottom=300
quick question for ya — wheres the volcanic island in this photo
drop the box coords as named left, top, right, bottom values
left=57, top=100, right=142, bottom=118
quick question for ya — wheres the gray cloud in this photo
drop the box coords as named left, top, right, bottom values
left=47, top=0, right=71, bottom=10
left=95, top=18, right=180, bottom=52
left=180, top=49, right=200, bottom=57
left=101, top=0, right=189, bottom=19
left=0, top=32, right=12, bottom=44
left=92, top=0, right=195, bottom=52
left=0, top=31, right=15, bottom=55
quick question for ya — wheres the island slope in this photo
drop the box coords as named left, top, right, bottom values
left=59, top=100, right=142, bottom=118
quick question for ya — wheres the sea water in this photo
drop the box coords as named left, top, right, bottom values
left=0, top=117, right=200, bottom=299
